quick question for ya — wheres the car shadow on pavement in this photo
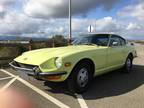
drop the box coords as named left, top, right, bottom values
left=83, top=65, right=144, bottom=100
left=44, top=65, right=144, bottom=99
left=44, top=80, right=75, bottom=96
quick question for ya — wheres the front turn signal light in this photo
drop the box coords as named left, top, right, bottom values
left=65, top=62, right=71, bottom=67
left=44, top=75, right=61, bottom=80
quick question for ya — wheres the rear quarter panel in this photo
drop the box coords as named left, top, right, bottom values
left=124, top=45, right=137, bottom=58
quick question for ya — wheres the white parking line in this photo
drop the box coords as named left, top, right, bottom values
left=0, top=69, right=70, bottom=108
left=1, top=76, right=18, bottom=91
left=75, top=93, right=89, bottom=108
left=0, top=69, right=15, bottom=77
left=17, top=77, right=70, bottom=108
left=0, top=76, right=13, bottom=81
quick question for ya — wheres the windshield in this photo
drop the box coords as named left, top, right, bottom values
left=72, top=34, right=109, bottom=46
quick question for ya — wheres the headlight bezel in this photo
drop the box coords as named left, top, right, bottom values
left=55, top=57, right=62, bottom=69
left=33, top=66, right=41, bottom=73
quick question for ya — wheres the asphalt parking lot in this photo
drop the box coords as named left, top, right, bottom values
left=0, top=45, right=144, bottom=108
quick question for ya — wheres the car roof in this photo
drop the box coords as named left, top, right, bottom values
left=78, top=33, right=126, bottom=40
left=79, top=33, right=114, bottom=37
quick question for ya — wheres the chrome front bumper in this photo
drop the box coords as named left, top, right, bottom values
left=9, top=61, right=67, bottom=77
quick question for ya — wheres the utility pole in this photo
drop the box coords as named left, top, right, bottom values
left=52, top=35, right=55, bottom=48
left=68, top=0, right=72, bottom=44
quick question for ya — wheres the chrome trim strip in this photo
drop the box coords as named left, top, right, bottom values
left=39, top=72, right=67, bottom=76
left=9, top=62, right=34, bottom=72
left=9, top=61, right=67, bottom=77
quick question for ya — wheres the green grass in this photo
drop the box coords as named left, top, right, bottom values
left=0, top=46, right=20, bottom=66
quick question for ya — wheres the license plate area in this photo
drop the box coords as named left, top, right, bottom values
left=18, top=70, right=31, bottom=80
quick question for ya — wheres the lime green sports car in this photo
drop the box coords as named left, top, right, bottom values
left=10, top=34, right=137, bottom=93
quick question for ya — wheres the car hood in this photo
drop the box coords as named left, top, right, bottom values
left=14, top=45, right=105, bottom=65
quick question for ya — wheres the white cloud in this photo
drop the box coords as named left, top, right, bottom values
left=119, top=30, right=144, bottom=40
left=0, top=0, right=16, bottom=6
left=0, top=5, right=5, bottom=18
left=0, top=11, right=143, bottom=40
left=95, top=17, right=123, bottom=32
left=126, top=23, right=142, bottom=30
left=0, top=0, right=143, bottom=40
left=72, top=19, right=93, bottom=33
left=118, top=2, right=144, bottom=20
left=71, top=17, right=124, bottom=34
left=0, top=5, right=4, bottom=12
left=116, top=1, right=144, bottom=39
left=0, top=0, right=17, bottom=18
left=24, top=0, right=120, bottom=18
left=41, top=19, right=68, bottom=36
left=0, top=12, right=43, bottom=35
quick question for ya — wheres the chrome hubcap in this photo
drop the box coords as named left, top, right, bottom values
left=126, top=58, right=131, bottom=70
left=77, top=68, right=89, bottom=87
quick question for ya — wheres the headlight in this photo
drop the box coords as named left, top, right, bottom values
left=55, top=57, right=62, bottom=69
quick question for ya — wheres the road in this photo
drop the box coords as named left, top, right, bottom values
left=0, top=45, right=144, bottom=108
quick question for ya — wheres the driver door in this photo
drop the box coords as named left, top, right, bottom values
left=107, top=35, right=124, bottom=69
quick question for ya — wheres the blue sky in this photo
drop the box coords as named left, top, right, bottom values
left=0, top=0, right=144, bottom=40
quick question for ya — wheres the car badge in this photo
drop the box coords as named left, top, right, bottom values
left=23, top=58, right=28, bottom=60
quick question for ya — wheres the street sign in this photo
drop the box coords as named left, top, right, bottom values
left=88, top=25, right=94, bottom=33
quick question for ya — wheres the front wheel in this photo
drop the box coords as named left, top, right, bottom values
left=67, top=62, right=93, bottom=93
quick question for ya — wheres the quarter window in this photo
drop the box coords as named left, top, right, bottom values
left=119, top=38, right=126, bottom=46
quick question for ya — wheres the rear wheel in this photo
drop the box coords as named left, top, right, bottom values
left=67, top=62, right=93, bottom=93
left=123, top=55, right=133, bottom=73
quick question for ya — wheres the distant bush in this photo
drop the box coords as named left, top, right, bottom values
left=17, top=44, right=28, bottom=54
left=0, top=44, right=28, bottom=66
left=0, top=46, right=19, bottom=58
left=32, top=42, right=48, bottom=49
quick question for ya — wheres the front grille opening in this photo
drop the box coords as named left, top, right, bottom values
left=14, top=62, right=36, bottom=70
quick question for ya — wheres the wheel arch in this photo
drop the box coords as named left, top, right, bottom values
left=70, top=58, right=95, bottom=77
left=128, top=52, right=133, bottom=60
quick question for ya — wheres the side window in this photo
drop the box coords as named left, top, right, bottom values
left=110, top=35, right=121, bottom=47
left=92, top=35, right=109, bottom=46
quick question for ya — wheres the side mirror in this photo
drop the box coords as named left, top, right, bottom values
left=131, top=43, right=134, bottom=46
left=111, top=41, right=118, bottom=47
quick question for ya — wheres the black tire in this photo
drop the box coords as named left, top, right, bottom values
left=67, top=62, right=93, bottom=94
left=123, top=55, right=133, bottom=73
